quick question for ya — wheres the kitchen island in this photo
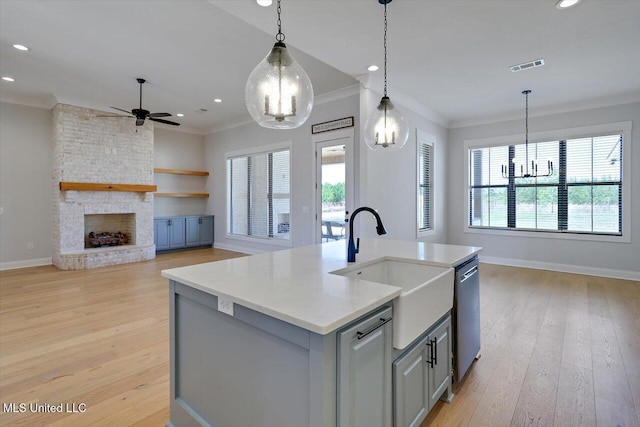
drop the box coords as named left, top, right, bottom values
left=162, top=238, right=481, bottom=427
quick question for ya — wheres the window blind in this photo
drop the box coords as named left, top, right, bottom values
left=468, top=134, right=622, bottom=236
left=227, top=148, right=291, bottom=240
left=418, top=141, right=433, bottom=231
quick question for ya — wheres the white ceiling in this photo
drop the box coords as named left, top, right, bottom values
left=1, top=0, right=639, bottom=133
left=0, top=0, right=356, bottom=133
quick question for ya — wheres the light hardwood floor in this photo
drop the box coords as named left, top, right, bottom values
left=424, top=264, right=640, bottom=427
left=0, top=251, right=638, bottom=426
left=0, top=248, right=246, bottom=427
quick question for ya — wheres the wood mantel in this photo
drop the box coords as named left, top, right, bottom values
left=59, top=182, right=157, bottom=192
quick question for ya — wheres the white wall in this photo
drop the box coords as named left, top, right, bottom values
left=357, top=88, right=449, bottom=244
left=154, top=128, right=207, bottom=217
left=0, top=102, right=52, bottom=268
left=447, top=102, right=640, bottom=278
left=204, top=94, right=359, bottom=253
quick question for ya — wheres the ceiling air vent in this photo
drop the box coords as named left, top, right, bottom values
left=510, top=59, right=545, bottom=72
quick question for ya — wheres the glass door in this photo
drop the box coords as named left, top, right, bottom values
left=315, top=129, right=354, bottom=243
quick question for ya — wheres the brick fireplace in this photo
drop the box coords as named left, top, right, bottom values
left=52, top=104, right=156, bottom=270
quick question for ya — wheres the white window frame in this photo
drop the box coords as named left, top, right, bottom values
left=225, top=140, right=293, bottom=247
left=463, top=121, right=632, bottom=243
left=417, top=129, right=435, bottom=238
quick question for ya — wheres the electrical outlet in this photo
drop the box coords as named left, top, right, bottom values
left=217, top=297, right=234, bottom=316
left=0, top=207, right=4, bottom=214
left=27, top=242, right=34, bottom=250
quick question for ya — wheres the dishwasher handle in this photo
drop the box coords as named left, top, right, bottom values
left=356, top=317, right=392, bottom=340
left=460, top=265, right=478, bottom=283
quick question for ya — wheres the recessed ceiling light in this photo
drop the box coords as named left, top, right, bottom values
left=367, top=65, right=379, bottom=72
left=214, top=98, right=223, bottom=103
left=2, top=76, right=15, bottom=82
left=13, top=44, right=29, bottom=51
left=257, top=0, right=272, bottom=6
left=556, top=0, right=582, bottom=9
left=176, top=113, right=184, bottom=117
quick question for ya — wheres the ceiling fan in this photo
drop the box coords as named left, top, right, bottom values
left=109, top=78, right=180, bottom=127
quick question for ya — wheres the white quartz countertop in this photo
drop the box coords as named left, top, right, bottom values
left=161, top=238, right=481, bottom=335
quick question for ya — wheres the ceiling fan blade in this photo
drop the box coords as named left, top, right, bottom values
left=149, top=117, right=181, bottom=126
left=148, top=112, right=172, bottom=118
left=110, top=107, right=133, bottom=115
left=136, top=118, right=145, bottom=126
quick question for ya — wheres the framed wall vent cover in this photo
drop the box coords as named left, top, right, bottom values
left=510, top=59, right=545, bottom=72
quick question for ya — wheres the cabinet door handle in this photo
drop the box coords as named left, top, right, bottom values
left=199, top=218, right=202, bottom=224
left=432, top=337, right=438, bottom=365
left=168, top=219, right=172, bottom=226
left=426, top=340, right=434, bottom=368
left=356, top=317, right=391, bottom=340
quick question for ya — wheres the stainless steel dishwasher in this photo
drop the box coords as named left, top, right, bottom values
left=453, top=256, right=480, bottom=382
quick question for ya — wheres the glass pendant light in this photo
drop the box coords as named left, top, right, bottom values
left=501, top=90, right=553, bottom=179
left=245, top=0, right=313, bottom=129
left=364, top=0, right=408, bottom=151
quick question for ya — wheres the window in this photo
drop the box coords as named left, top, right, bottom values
left=467, top=123, right=629, bottom=240
left=227, top=145, right=291, bottom=242
left=417, top=131, right=434, bottom=236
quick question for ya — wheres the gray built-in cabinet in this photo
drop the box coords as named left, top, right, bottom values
left=154, top=215, right=214, bottom=252
left=393, top=315, right=452, bottom=427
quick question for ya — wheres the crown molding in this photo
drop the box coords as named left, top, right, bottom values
left=314, top=84, right=360, bottom=106
left=50, top=96, right=205, bottom=135
left=449, top=91, right=640, bottom=129
left=205, top=116, right=256, bottom=135
left=359, top=83, right=450, bottom=129
left=206, top=84, right=361, bottom=135
left=0, top=93, right=52, bottom=109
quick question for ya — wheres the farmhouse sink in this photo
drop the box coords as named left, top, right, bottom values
left=331, top=259, right=454, bottom=349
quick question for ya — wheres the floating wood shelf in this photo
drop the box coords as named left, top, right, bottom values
left=60, top=182, right=157, bottom=192
left=154, top=192, right=209, bottom=198
left=154, top=168, right=209, bottom=176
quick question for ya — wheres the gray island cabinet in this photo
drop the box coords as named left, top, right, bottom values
left=393, top=315, right=452, bottom=427
left=162, top=239, right=481, bottom=427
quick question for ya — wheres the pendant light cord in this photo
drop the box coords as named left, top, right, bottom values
left=383, top=1, right=388, bottom=97
left=525, top=90, right=529, bottom=174
left=276, top=0, right=285, bottom=42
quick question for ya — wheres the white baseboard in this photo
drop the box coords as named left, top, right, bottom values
left=480, top=255, right=640, bottom=282
left=213, top=243, right=263, bottom=255
left=0, top=257, right=53, bottom=271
